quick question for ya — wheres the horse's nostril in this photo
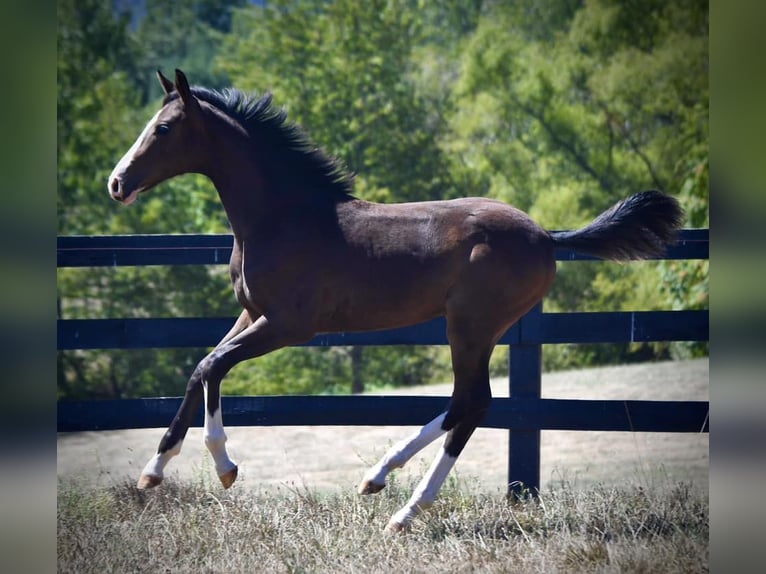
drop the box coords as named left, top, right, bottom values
left=110, top=178, right=121, bottom=198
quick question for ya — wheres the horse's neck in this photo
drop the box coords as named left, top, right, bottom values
left=204, top=124, right=346, bottom=239
left=213, top=173, right=343, bottom=242
left=215, top=185, right=267, bottom=241
left=201, top=140, right=267, bottom=237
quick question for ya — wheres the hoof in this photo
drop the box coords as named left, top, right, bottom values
left=358, top=479, right=386, bottom=495
left=137, top=474, right=162, bottom=490
left=385, top=519, right=410, bottom=534
left=219, top=465, right=238, bottom=489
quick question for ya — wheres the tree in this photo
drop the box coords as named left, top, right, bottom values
left=58, top=0, right=142, bottom=235
left=219, top=0, right=456, bottom=203
left=58, top=0, right=708, bottom=400
left=133, top=0, right=247, bottom=103
left=216, top=0, right=462, bottom=393
left=445, top=0, right=708, bottom=368
left=57, top=0, right=239, bottom=399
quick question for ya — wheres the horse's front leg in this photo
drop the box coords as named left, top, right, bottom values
left=195, top=315, right=314, bottom=488
left=139, top=311, right=312, bottom=489
left=202, top=379, right=238, bottom=488
left=137, top=310, right=254, bottom=489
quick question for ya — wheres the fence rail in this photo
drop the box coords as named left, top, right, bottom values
left=58, top=229, right=709, bottom=267
left=57, top=395, right=709, bottom=433
left=57, top=229, right=709, bottom=493
left=57, top=310, right=707, bottom=350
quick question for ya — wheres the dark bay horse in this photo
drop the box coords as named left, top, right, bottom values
left=108, top=69, right=683, bottom=531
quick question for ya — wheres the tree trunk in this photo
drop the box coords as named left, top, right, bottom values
left=350, top=346, right=364, bottom=394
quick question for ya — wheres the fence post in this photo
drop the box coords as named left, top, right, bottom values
left=508, top=302, right=543, bottom=498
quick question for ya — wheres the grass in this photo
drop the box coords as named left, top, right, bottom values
left=58, top=359, right=708, bottom=571
left=57, top=474, right=708, bottom=573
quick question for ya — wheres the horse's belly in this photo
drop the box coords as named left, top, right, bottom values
left=318, top=265, right=451, bottom=332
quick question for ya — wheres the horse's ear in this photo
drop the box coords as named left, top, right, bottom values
left=157, top=70, right=174, bottom=95
left=174, top=69, right=196, bottom=108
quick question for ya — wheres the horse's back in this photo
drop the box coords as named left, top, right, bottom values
left=322, top=197, right=555, bottom=329
left=344, top=196, right=550, bottom=243
left=379, top=196, right=555, bottom=269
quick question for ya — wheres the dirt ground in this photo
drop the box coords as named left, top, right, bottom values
left=57, top=358, right=709, bottom=494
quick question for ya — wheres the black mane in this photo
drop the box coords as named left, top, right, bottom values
left=164, top=87, right=355, bottom=199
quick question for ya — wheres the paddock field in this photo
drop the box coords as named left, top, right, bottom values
left=57, top=359, right=709, bottom=573
left=58, top=358, right=709, bottom=494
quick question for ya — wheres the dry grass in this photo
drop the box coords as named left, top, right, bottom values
left=57, top=474, right=708, bottom=573
left=57, top=359, right=709, bottom=572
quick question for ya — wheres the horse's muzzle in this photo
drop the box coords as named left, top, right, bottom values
left=108, top=176, right=137, bottom=205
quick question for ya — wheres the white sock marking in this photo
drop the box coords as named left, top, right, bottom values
left=362, top=412, right=447, bottom=487
left=140, top=438, right=183, bottom=479
left=203, top=385, right=237, bottom=476
left=389, top=444, right=457, bottom=528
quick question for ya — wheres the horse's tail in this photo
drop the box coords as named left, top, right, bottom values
left=548, top=190, right=684, bottom=261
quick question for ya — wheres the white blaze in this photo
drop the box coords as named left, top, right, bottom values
left=107, top=109, right=163, bottom=203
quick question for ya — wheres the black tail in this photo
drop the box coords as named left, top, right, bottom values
left=549, top=190, right=684, bottom=261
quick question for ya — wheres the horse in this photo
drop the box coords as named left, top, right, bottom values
left=108, top=69, right=684, bottom=532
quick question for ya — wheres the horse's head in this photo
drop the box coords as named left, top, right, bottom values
left=108, top=69, right=205, bottom=205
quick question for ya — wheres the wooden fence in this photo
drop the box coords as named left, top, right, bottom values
left=57, top=229, right=709, bottom=493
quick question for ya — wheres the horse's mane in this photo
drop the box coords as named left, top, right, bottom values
left=164, top=87, right=355, bottom=199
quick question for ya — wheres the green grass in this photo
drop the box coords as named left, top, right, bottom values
left=57, top=475, right=708, bottom=573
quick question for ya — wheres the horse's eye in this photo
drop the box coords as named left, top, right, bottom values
left=155, top=123, right=171, bottom=136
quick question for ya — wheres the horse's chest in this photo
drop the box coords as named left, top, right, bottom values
left=229, top=257, right=251, bottom=308
left=229, top=245, right=262, bottom=313
left=230, top=268, right=250, bottom=307
left=229, top=242, right=297, bottom=314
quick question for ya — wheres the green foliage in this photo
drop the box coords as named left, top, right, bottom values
left=57, top=264, right=237, bottom=399
left=57, top=0, right=708, bottom=399
left=223, top=346, right=451, bottom=396
left=57, top=1, right=238, bottom=400
left=58, top=0, right=141, bottom=235
left=215, top=0, right=466, bottom=394
left=218, top=0, right=456, bottom=203
left=132, top=0, right=246, bottom=103
left=448, top=0, right=708, bottom=369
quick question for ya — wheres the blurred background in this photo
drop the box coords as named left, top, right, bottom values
left=56, top=0, right=709, bottom=401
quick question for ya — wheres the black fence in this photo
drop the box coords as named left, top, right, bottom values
left=57, top=229, right=709, bottom=493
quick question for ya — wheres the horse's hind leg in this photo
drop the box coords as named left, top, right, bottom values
left=137, top=310, right=253, bottom=489
left=385, top=415, right=485, bottom=532
left=358, top=411, right=448, bottom=494
left=385, top=313, right=494, bottom=532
